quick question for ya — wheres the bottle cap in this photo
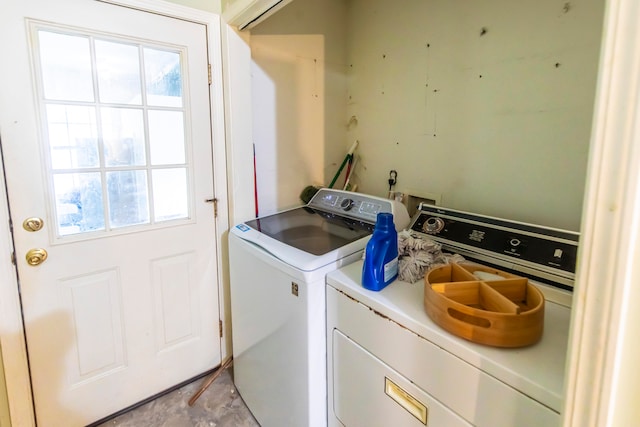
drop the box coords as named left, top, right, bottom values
left=376, top=212, right=394, bottom=230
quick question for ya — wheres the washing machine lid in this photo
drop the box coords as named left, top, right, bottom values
left=232, top=188, right=409, bottom=271
left=244, top=206, right=373, bottom=256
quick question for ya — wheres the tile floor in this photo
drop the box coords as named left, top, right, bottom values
left=95, top=367, right=260, bottom=427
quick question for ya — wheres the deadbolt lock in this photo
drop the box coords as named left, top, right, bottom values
left=25, top=248, right=48, bottom=266
left=23, top=217, right=44, bottom=232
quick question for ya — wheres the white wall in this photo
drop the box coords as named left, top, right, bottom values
left=250, top=0, right=348, bottom=215
left=249, top=0, right=604, bottom=230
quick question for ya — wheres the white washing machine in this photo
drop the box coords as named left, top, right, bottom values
left=229, top=188, right=409, bottom=427
left=326, top=205, right=579, bottom=427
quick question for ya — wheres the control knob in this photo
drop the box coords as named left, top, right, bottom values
left=341, top=198, right=354, bottom=211
left=422, top=217, right=445, bottom=234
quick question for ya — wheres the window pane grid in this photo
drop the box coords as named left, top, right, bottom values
left=36, top=27, right=190, bottom=238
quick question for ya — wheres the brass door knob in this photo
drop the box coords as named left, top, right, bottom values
left=23, top=217, right=44, bottom=232
left=25, top=248, right=48, bottom=266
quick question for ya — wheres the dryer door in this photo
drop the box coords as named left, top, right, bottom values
left=331, top=330, right=471, bottom=427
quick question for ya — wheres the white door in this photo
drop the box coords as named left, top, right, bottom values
left=0, top=1, right=221, bottom=425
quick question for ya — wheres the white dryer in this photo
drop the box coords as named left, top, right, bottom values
left=326, top=205, right=579, bottom=427
left=229, top=188, right=409, bottom=427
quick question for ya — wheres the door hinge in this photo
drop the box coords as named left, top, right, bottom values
left=219, top=320, right=223, bottom=338
left=10, top=251, right=16, bottom=266
left=205, top=198, right=218, bottom=218
left=208, top=64, right=212, bottom=85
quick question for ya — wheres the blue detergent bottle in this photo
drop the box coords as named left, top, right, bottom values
left=362, top=212, right=399, bottom=291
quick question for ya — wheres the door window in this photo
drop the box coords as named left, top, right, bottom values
left=34, top=27, right=191, bottom=237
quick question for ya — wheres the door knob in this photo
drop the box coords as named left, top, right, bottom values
left=25, top=248, right=48, bottom=266
left=23, top=217, right=44, bottom=232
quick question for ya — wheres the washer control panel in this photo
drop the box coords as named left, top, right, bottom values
left=309, top=188, right=395, bottom=224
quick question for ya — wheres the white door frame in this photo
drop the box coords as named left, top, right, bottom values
left=563, top=0, right=640, bottom=425
left=0, top=1, right=230, bottom=425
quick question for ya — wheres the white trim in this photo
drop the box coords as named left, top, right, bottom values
left=220, top=25, right=256, bottom=225
left=217, top=22, right=258, bottom=350
left=563, top=0, right=640, bottom=425
left=0, top=164, right=36, bottom=427
left=222, top=0, right=293, bottom=30
left=98, top=0, right=220, bottom=22
left=207, top=13, right=233, bottom=363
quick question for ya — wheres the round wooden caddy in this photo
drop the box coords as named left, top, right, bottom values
left=423, top=263, right=545, bottom=348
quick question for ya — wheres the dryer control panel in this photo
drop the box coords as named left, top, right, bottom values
left=409, top=205, right=579, bottom=290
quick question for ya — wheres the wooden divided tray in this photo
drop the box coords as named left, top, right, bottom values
left=424, top=263, right=545, bottom=348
